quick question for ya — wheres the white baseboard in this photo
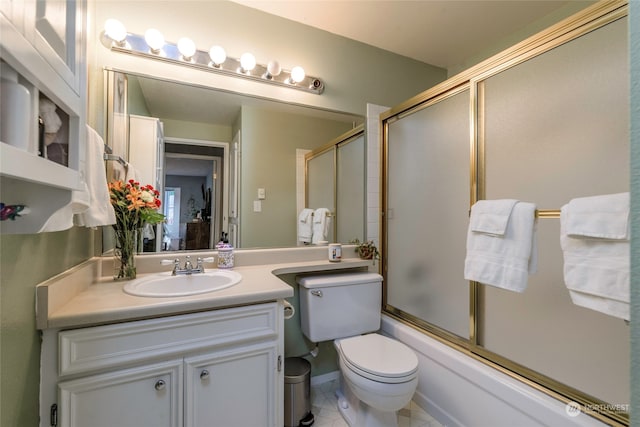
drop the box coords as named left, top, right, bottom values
left=311, top=370, right=340, bottom=386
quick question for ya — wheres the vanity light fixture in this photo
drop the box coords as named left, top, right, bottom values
left=177, top=37, right=197, bottom=61
left=101, top=19, right=324, bottom=95
left=289, top=66, right=306, bottom=84
left=104, top=18, right=127, bottom=46
left=239, top=52, right=256, bottom=74
left=209, top=46, right=227, bottom=67
left=144, top=28, right=165, bottom=53
left=264, top=60, right=282, bottom=80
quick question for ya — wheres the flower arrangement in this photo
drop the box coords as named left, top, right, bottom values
left=350, top=238, right=380, bottom=264
left=109, top=180, right=164, bottom=280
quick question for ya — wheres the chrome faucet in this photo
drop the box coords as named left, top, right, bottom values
left=162, top=256, right=214, bottom=275
left=183, top=256, right=194, bottom=272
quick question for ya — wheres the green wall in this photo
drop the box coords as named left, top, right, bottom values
left=447, top=1, right=598, bottom=76
left=161, top=118, right=232, bottom=143
left=239, top=106, right=353, bottom=248
left=0, top=229, right=96, bottom=426
left=126, top=75, right=151, bottom=116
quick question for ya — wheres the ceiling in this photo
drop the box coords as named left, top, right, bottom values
left=136, top=1, right=587, bottom=128
left=230, top=0, right=578, bottom=69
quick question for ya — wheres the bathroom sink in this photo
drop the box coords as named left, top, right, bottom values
left=123, top=270, right=242, bottom=297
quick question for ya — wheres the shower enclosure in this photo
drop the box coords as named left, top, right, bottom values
left=382, top=3, right=630, bottom=425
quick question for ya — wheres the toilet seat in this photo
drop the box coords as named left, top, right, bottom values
left=337, top=334, right=418, bottom=384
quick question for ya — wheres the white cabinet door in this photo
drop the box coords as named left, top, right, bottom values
left=129, top=115, right=163, bottom=188
left=1, top=0, right=24, bottom=33
left=58, top=359, right=183, bottom=427
left=24, top=0, right=84, bottom=94
left=184, top=343, right=278, bottom=427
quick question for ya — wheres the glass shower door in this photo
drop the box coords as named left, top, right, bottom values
left=384, top=88, right=471, bottom=339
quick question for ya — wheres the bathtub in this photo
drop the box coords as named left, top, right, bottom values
left=381, top=315, right=608, bottom=427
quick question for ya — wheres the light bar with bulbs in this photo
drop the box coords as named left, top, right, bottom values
left=101, top=19, right=325, bottom=95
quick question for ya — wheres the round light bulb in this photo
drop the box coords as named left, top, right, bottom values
left=240, top=52, right=256, bottom=72
left=290, top=66, right=306, bottom=83
left=209, top=46, right=226, bottom=66
left=104, top=19, right=127, bottom=43
left=266, top=60, right=282, bottom=77
left=177, top=37, right=196, bottom=59
left=144, top=28, right=165, bottom=52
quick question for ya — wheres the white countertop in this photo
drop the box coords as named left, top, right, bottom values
left=36, top=249, right=373, bottom=330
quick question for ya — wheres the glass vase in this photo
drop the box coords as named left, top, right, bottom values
left=113, top=227, right=139, bottom=280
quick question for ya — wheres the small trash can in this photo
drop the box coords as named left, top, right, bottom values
left=284, top=357, right=314, bottom=427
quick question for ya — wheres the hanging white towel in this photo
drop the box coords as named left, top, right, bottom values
left=125, top=163, right=141, bottom=183
left=560, top=193, right=630, bottom=320
left=464, top=200, right=537, bottom=292
left=311, top=208, right=331, bottom=244
left=39, top=183, right=91, bottom=232
left=40, top=125, right=117, bottom=231
left=298, top=208, right=314, bottom=244
left=110, top=159, right=128, bottom=182
left=142, top=223, right=156, bottom=240
left=74, top=125, right=117, bottom=228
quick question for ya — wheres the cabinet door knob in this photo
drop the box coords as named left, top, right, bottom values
left=200, top=370, right=210, bottom=380
left=154, top=379, right=166, bottom=390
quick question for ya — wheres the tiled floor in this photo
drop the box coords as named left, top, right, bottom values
left=310, top=378, right=443, bottom=427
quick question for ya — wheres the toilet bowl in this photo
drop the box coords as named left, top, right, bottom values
left=334, top=333, right=418, bottom=427
left=296, top=273, right=419, bottom=427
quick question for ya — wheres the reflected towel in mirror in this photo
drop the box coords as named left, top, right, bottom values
left=312, top=208, right=331, bottom=244
left=298, top=208, right=314, bottom=244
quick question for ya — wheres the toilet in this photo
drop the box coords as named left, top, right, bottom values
left=297, top=272, right=418, bottom=427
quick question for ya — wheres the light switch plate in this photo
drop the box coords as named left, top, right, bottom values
left=253, top=200, right=262, bottom=212
left=258, top=188, right=266, bottom=199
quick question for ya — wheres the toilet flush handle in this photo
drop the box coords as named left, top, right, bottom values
left=311, top=290, right=323, bottom=297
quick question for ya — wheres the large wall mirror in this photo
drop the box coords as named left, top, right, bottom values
left=306, top=126, right=366, bottom=245
left=103, top=70, right=365, bottom=254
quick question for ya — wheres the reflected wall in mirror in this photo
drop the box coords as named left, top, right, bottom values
left=103, top=70, right=364, bottom=254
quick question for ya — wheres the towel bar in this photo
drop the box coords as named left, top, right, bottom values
left=311, top=211, right=333, bottom=218
left=467, top=208, right=560, bottom=219
left=103, top=153, right=127, bottom=166
left=535, top=209, right=561, bottom=219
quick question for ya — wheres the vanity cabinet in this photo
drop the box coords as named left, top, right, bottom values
left=58, top=359, right=183, bottom=427
left=0, top=0, right=86, bottom=234
left=44, top=302, right=283, bottom=427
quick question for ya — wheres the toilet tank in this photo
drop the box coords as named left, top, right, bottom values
left=297, top=272, right=383, bottom=342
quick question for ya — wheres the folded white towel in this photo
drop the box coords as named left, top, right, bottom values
left=469, top=199, right=518, bottom=235
left=298, top=208, right=314, bottom=244
left=560, top=195, right=630, bottom=320
left=312, top=208, right=331, bottom=244
left=464, top=200, right=537, bottom=292
left=565, top=192, right=629, bottom=239
left=74, top=126, right=116, bottom=228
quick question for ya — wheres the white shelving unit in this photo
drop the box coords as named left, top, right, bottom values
left=0, top=0, right=86, bottom=234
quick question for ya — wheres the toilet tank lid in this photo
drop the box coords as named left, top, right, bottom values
left=297, top=272, right=383, bottom=289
